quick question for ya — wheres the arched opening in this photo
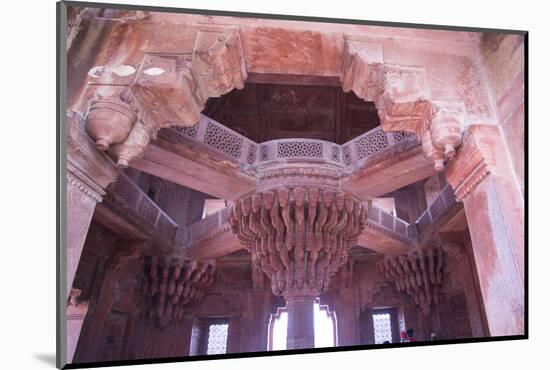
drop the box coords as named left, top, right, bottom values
left=268, top=298, right=337, bottom=350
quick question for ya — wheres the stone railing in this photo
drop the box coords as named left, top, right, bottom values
left=341, top=127, right=416, bottom=166
left=366, top=205, right=417, bottom=243
left=257, top=138, right=343, bottom=166
left=187, top=207, right=231, bottom=243
left=187, top=203, right=417, bottom=248
left=415, top=184, right=458, bottom=235
left=167, top=114, right=417, bottom=170
left=107, top=172, right=180, bottom=244
left=170, top=115, right=259, bottom=166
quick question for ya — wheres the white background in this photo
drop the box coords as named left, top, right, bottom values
left=0, top=0, right=545, bottom=368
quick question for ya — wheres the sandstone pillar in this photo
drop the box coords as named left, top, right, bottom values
left=446, top=124, right=524, bottom=336
left=230, top=185, right=366, bottom=349
left=335, top=287, right=359, bottom=346
left=66, top=289, right=89, bottom=362
left=66, top=113, right=118, bottom=297
left=285, top=294, right=316, bottom=349
left=227, top=315, right=243, bottom=353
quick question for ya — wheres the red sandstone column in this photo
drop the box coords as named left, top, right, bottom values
left=66, top=113, right=118, bottom=297
left=285, top=294, right=316, bottom=350
left=227, top=315, right=243, bottom=353
left=446, top=125, right=524, bottom=336
left=66, top=289, right=89, bottom=362
left=335, top=287, right=359, bottom=346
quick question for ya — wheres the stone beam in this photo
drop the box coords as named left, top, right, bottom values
left=415, top=184, right=465, bottom=245
left=342, top=140, right=434, bottom=199
left=130, top=130, right=257, bottom=200
left=187, top=230, right=242, bottom=261
left=357, top=227, right=413, bottom=255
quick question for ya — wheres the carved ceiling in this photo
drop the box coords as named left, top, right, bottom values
left=203, top=82, right=380, bottom=144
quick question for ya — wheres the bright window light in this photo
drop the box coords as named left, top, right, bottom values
left=271, top=300, right=335, bottom=350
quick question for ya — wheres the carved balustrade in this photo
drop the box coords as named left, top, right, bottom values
left=415, top=184, right=458, bottom=235
left=105, top=172, right=183, bottom=248
left=167, top=114, right=417, bottom=172
left=366, top=206, right=417, bottom=243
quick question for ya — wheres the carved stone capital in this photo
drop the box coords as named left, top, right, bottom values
left=142, top=255, right=216, bottom=328
left=109, top=240, right=144, bottom=272
left=444, top=124, right=501, bottom=201
left=229, top=187, right=366, bottom=297
left=377, top=246, right=445, bottom=314
left=340, top=40, right=384, bottom=102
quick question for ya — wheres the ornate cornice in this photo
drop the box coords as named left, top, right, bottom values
left=67, top=171, right=102, bottom=202
left=258, top=167, right=341, bottom=183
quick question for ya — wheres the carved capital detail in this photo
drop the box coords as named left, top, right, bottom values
left=229, top=187, right=366, bottom=298
left=444, top=124, right=501, bottom=201
left=377, top=246, right=445, bottom=315
left=133, top=54, right=201, bottom=127
left=142, top=254, right=216, bottom=329
left=109, top=241, right=144, bottom=272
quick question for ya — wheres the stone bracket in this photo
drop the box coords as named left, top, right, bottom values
left=340, top=39, right=467, bottom=173
left=81, top=27, right=248, bottom=168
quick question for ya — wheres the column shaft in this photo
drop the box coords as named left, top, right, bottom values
left=462, top=175, right=524, bottom=336
left=446, top=125, right=524, bottom=337
left=286, top=296, right=315, bottom=349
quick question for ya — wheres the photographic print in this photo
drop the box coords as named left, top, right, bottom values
left=58, top=1, right=526, bottom=368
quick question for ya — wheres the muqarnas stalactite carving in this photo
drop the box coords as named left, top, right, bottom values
left=229, top=187, right=366, bottom=297
left=142, top=256, right=216, bottom=328
left=378, top=246, right=445, bottom=314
